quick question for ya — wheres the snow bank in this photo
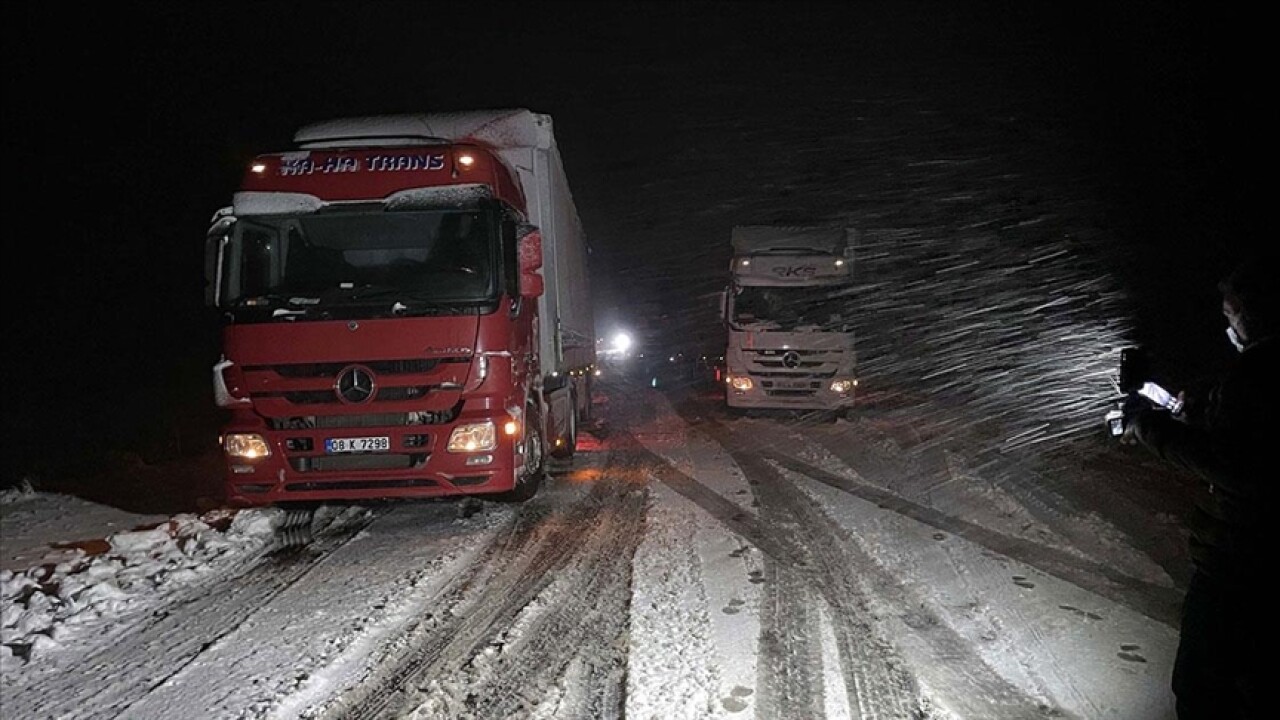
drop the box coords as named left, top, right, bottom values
left=1, top=503, right=282, bottom=668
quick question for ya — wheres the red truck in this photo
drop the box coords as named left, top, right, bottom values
left=203, top=110, right=595, bottom=506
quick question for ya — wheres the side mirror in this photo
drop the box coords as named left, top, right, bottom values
left=843, top=228, right=858, bottom=260
left=519, top=228, right=544, bottom=298
left=716, top=290, right=728, bottom=322
left=204, top=212, right=236, bottom=307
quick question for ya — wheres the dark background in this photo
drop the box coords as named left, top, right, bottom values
left=5, top=2, right=1271, bottom=495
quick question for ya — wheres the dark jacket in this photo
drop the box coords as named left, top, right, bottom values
left=1130, top=337, right=1274, bottom=579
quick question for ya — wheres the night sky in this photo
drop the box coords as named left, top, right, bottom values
left=6, top=2, right=1270, bottom=487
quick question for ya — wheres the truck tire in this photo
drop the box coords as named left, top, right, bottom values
left=491, top=404, right=545, bottom=503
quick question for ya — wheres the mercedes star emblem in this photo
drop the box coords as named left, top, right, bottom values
left=335, top=365, right=376, bottom=404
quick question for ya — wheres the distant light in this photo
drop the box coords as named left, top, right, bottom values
left=834, top=259, right=845, bottom=267
left=457, top=153, right=476, bottom=167
left=250, top=163, right=267, bottom=174
left=740, top=259, right=751, bottom=267
left=613, top=332, right=632, bottom=353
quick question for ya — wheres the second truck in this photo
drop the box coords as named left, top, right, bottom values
left=721, top=225, right=858, bottom=417
left=204, top=109, right=594, bottom=506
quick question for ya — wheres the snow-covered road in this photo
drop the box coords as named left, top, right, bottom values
left=2, top=378, right=1181, bottom=719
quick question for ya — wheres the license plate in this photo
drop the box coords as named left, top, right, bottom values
left=779, top=380, right=811, bottom=389
left=325, top=436, right=391, bottom=453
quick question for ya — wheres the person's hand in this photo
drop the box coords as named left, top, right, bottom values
left=1119, top=418, right=1141, bottom=446
left=1119, top=401, right=1153, bottom=446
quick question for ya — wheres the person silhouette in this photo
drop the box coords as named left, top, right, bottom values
left=1122, top=259, right=1276, bottom=719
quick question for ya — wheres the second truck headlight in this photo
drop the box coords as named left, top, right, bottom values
left=830, top=379, right=856, bottom=394
left=729, top=376, right=754, bottom=391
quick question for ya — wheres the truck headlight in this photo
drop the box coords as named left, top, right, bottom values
left=830, top=379, right=856, bottom=394
left=729, top=376, right=754, bottom=391
left=447, top=421, right=497, bottom=452
left=223, top=433, right=271, bottom=459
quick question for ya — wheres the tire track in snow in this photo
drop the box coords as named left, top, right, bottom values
left=802, top=413, right=1178, bottom=605
left=657, top=395, right=1068, bottom=719
left=756, top=559, right=828, bottom=719
left=710, top=425, right=926, bottom=720
left=317, top=449, right=647, bottom=720
left=630, top=415, right=924, bottom=718
left=418, top=476, right=645, bottom=720
left=715, top=424, right=1069, bottom=720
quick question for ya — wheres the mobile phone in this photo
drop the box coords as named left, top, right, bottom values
left=1106, top=408, right=1125, bottom=436
left=1138, top=381, right=1184, bottom=414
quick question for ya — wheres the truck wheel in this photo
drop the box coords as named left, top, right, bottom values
left=551, top=399, right=577, bottom=459
left=492, top=405, right=545, bottom=503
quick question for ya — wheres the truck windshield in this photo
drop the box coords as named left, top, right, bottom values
left=225, top=209, right=497, bottom=306
left=731, top=285, right=853, bottom=331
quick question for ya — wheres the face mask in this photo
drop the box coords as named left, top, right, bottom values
left=1226, top=326, right=1246, bottom=353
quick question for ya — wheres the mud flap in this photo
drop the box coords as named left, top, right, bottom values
left=272, top=506, right=317, bottom=550
left=546, top=384, right=574, bottom=452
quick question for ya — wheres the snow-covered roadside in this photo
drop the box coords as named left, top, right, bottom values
left=0, top=485, right=517, bottom=719
left=1, top=483, right=282, bottom=670
left=0, top=480, right=170, bottom=573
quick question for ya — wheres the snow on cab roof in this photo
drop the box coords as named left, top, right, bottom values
left=293, top=109, right=555, bottom=150
left=731, top=225, right=852, bottom=255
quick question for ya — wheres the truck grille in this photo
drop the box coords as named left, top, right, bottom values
left=288, top=453, right=426, bottom=472
left=272, top=359, right=448, bottom=377
left=269, top=403, right=463, bottom=430
left=743, top=350, right=844, bottom=379
left=245, top=357, right=471, bottom=408
left=739, top=348, right=853, bottom=399
left=242, top=358, right=472, bottom=477
left=284, top=478, right=438, bottom=492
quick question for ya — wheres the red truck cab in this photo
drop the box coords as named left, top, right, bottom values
left=205, top=111, right=594, bottom=506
